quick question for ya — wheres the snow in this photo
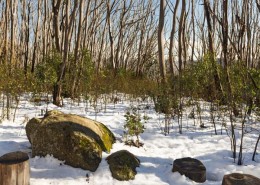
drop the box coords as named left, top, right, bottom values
left=0, top=94, right=260, bottom=185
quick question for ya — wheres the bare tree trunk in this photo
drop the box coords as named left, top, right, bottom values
left=178, top=0, right=186, bottom=74
left=19, top=0, right=25, bottom=69
left=71, top=0, right=84, bottom=98
left=158, top=0, right=167, bottom=83
left=82, top=1, right=90, bottom=50
left=52, top=0, right=62, bottom=53
left=24, top=2, right=31, bottom=75
left=238, top=112, right=247, bottom=165
left=222, top=0, right=238, bottom=116
left=97, top=19, right=107, bottom=73
left=229, top=110, right=236, bottom=160
left=10, top=0, right=16, bottom=72
left=252, top=134, right=260, bottom=161
left=182, top=12, right=187, bottom=68
left=42, top=0, right=48, bottom=61
left=169, top=0, right=180, bottom=75
left=52, top=0, right=64, bottom=106
left=4, top=0, right=9, bottom=65
left=204, top=0, right=223, bottom=99
left=107, top=0, right=115, bottom=70
left=191, top=0, right=195, bottom=63
left=31, top=0, right=42, bottom=73
left=53, top=0, right=79, bottom=106
left=137, top=29, right=144, bottom=76
left=222, top=0, right=229, bottom=69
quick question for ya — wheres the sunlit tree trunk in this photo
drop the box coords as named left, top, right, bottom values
left=169, top=0, right=180, bottom=75
left=106, top=0, right=116, bottom=70
left=53, top=0, right=79, bottom=106
left=158, top=0, right=167, bottom=83
left=71, top=0, right=84, bottom=98
left=4, top=0, right=9, bottom=65
left=204, top=0, right=223, bottom=99
left=24, top=2, right=31, bottom=75
left=31, top=0, right=42, bottom=73
left=52, top=0, right=62, bottom=53
left=178, top=0, right=185, bottom=74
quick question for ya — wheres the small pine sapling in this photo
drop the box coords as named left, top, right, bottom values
left=124, top=107, right=147, bottom=147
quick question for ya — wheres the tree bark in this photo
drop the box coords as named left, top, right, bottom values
left=10, top=0, right=16, bottom=72
left=97, top=19, right=107, bottom=73
left=53, top=0, right=79, bottom=106
left=0, top=151, right=30, bottom=185
left=24, top=2, right=30, bottom=75
left=204, top=0, right=223, bottom=99
left=71, top=0, right=84, bottom=98
left=178, top=0, right=186, bottom=74
left=31, top=0, right=42, bottom=73
left=169, top=0, right=180, bottom=75
left=107, top=0, right=116, bottom=70
left=191, top=0, right=196, bottom=63
left=158, top=0, right=167, bottom=83
left=252, top=134, right=260, bottom=161
left=52, top=0, right=62, bottom=52
left=4, top=0, right=9, bottom=65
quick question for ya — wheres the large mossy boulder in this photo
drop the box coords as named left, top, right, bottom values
left=172, top=157, right=206, bottom=183
left=106, top=150, right=140, bottom=181
left=222, top=173, right=260, bottom=185
left=26, top=110, right=115, bottom=171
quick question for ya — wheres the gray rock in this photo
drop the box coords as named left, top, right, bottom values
left=106, top=150, right=140, bottom=181
left=26, top=110, right=115, bottom=172
left=172, top=157, right=206, bottom=183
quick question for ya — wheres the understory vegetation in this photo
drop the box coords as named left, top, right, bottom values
left=0, top=52, right=259, bottom=166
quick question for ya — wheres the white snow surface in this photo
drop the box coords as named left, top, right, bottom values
left=0, top=94, right=260, bottom=185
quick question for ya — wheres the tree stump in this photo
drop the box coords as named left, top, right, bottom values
left=0, top=151, right=30, bottom=185
left=222, top=173, right=260, bottom=185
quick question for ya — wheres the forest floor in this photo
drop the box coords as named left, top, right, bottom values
left=0, top=94, right=259, bottom=185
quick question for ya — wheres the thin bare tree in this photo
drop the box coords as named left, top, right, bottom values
left=158, top=0, right=167, bottom=83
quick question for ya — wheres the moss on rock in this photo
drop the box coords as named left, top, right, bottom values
left=26, top=110, right=115, bottom=171
left=106, top=150, right=140, bottom=181
left=99, top=123, right=116, bottom=153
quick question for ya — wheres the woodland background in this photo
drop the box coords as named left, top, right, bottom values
left=0, top=0, right=259, bottom=119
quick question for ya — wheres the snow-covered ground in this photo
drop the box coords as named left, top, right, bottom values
left=0, top=94, right=259, bottom=185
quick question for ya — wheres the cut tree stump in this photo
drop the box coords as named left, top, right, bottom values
left=222, top=173, right=260, bottom=185
left=0, top=151, right=30, bottom=185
